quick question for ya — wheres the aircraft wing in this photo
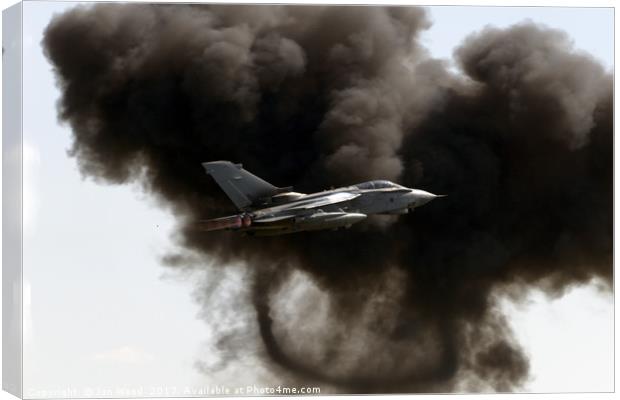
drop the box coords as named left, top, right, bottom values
left=287, top=191, right=360, bottom=210
left=253, top=215, right=296, bottom=223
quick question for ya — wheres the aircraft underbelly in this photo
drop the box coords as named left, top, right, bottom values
left=247, top=208, right=367, bottom=234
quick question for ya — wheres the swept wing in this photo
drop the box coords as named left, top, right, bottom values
left=266, top=191, right=360, bottom=213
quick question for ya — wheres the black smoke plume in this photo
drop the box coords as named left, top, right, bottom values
left=43, top=4, right=612, bottom=393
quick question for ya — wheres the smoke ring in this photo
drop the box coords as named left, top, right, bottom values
left=252, top=268, right=459, bottom=392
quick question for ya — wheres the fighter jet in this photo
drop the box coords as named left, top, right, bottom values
left=200, top=161, right=444, bottom=236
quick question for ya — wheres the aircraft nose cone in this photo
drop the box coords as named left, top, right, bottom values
left=409, top=190, right=444, bottom=208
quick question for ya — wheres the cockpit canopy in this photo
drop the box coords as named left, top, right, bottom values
left=355, top=180, right=403, bottom=190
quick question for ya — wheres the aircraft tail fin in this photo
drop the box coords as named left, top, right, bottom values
left=202, top=161, right=279, bottom=210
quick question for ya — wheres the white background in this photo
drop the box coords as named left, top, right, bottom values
left=0, top=0, right=616, bottom=399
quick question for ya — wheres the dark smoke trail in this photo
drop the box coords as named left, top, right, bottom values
left=43, top=4, right=612, bottom=393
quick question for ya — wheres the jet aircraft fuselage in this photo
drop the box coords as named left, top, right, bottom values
left=200, top=161, right=443, bottom=236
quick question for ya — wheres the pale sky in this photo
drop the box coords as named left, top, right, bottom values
left=7, top=1, right=614, bottom=397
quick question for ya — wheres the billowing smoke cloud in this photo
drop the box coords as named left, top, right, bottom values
left=43, top=4, right=612, bottom=393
